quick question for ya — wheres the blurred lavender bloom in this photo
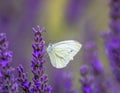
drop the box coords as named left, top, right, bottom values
left=102, top=32, right=120, bottom=77
left=31, top=26, right=52, bottom=93
left=84, top=42, right=103, bottom=75
left=81, top=21, right=109, bottom=92
left=51, top=70, right=64, bottom=93
left=83, top=42, right=109, bottom=93
left=63, top=72, right=78, bottom=93
left=0, top=33, right=18, bottom=93
left=102, top=0, right=120, bottom=84
left=109, top=0, right=120, bottom=34
left=102, top=31, right=120, bottom=93
left=80, top=65, right=93, bottom=93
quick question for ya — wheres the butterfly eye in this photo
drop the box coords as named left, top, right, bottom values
left=70, top=50, right=73, bottom=52
left=47, top=43, right=53, bottom=53
left=70, top=50, right=74, bottom=53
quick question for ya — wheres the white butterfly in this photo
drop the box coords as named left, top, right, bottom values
left=46, top=40, right=82, bottom=68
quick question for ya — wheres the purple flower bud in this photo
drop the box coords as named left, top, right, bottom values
left=80, top=65, right=89, bottom=76
left=17, top=65, right=31, bottom=92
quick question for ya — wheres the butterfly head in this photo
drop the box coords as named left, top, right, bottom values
left=46, top=43, right=53, bottom=53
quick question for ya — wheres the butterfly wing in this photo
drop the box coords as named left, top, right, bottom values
left=47, top=40, right=82, bottom=68
left=48, top=51, right=69, bottom=68
left=53, top=40, right=82, bottom=60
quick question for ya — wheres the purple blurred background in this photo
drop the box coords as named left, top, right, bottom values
left=1, top=0, right=117, bottom=93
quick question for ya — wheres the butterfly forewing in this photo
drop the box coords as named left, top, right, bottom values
left=53, top=40, right=81, bottom=58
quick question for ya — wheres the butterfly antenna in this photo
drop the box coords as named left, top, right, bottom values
left=42, top=28, right=52, bottom=46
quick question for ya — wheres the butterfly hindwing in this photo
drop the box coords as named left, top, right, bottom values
left=48, top=50, right=68, bottom=68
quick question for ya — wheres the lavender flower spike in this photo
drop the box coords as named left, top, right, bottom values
left=80, top=65, right=93, bottom=93
left=102, top=0, right=120, bottom=84
left=63, top=72, right=78, bottom=93
left=83, top=42, right=109, bottom=93
left=31, top=26, right=52, bottom=93
left=109, top=0, right=120, bottom=34
left=17, top=65, right=31, bottom=93
left=0, top=33, right=18, bottom=93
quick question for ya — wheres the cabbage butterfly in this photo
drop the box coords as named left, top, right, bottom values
left=47, top=40, right=82, bottom=68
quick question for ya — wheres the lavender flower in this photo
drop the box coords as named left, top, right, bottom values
left=63, top=72, right=78, bottom=93
left=83, top=42, right=109, bottom=93
left=84, top=42, right=104, bottom=76
left=31, top=26, right=52, bottom=93
left=16, top=26, right=52, bottom=93
left=0, top=33, right=18, bottom=93
left=102, top=0, right=120, bottom=84
left=109, top=0, right=120, bottom=34
left=80, top=65, right=93, bottom=93
left=17, top=65, right=31, bottom=93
